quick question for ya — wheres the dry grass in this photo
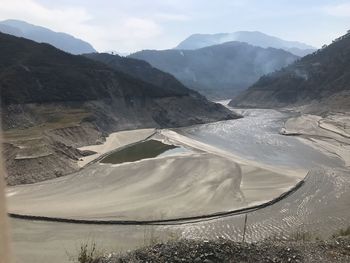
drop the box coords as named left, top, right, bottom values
left=333, top=226, right=350, bottom=238
left=142, top=226, right=182, bottom=247
left=68, top=241, right=103, bottom=263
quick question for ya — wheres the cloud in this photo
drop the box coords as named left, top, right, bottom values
left=0, top=0, right=165, bottom=52
left=0, top=0, right=99, bottom=47
left=323, top=3, right=350, bottom=17
left=155, top=13, right=190, bottom=22
left=0, top=0, right=340, bottom=53
left=121, top=18, right=162, bottom=38
left=0, top=0, right=92, bottom=31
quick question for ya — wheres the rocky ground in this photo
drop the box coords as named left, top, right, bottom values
left=99, top=236, right=350, bottom=263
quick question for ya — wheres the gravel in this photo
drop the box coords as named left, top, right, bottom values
left=100, top=236, right=350, bottom=263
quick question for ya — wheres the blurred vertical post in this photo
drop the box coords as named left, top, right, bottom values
left=242, top=214, right=248, bottom=243
left=0, top=132, right=13, bottom=263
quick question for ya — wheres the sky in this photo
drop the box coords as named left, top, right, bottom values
left=0, top=0, right=349, bottom=53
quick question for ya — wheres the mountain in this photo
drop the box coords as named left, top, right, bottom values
left=103, top=50, right=130, bottom=57
left=0, top=32, right=237, bottom=185
left=130, top=41, right=298, bottom=99
left=0, top=19, right=96, bottom=54
left=0, top=23, right=22, bottom=36
left=229, top=32, right=350, bottom=112
left=84, top=53, right=192, bottom=95
left=175, top=31, right=316, bottom=57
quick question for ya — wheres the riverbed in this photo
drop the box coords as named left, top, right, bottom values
left=7, top=107, right=349, bottom=263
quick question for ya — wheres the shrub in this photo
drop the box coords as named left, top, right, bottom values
left=68, top=241, right=101, bottom=263
left=333, top=226, right=350, bottom=238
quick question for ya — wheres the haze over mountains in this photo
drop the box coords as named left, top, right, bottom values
left=175, top=31, right=317, bottom=57
left=130, top=42, right=298, bottom=99
left=0, top=19, right=96, bottom=54
left=229, top=32, right=350, bottom=112
left=0, top=20, right=317, bottom=100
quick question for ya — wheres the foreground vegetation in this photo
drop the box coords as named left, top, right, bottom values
left=73, top=228, right=350, bottom=263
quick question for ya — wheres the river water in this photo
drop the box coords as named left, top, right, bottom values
left=180, top=108, right=343, bottom=170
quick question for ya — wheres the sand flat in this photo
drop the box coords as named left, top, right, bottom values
left=6, top=128, right=302, bottom=221
left=6, top=151, right=296, bottom=221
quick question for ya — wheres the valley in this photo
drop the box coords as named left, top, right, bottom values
left=0, top=10, right=349, bottom=263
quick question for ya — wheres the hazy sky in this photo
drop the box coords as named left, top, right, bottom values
left=0, top=0, right=349, bottom=53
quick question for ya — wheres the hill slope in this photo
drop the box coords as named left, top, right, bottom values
left=229, top=32, right=350, bottom=112
left=0, top=19, right=96, bottom=54
left=175, top=31, right=316, bottom=57
left=0, top=32, right=237, bottom=185
left=83, top=52, right=190, bottom=95
left=130, top=42, right=298, bottom=99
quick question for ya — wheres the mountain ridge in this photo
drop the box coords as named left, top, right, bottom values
left=175, top=31, right=316, bottom=57
left=229, top=31, right=350, bottom=112
left=0, top=19, right=96, bottom=54
left=130, top=41, right=298, bottom=99
left=83, top=52, right=191, bottom=96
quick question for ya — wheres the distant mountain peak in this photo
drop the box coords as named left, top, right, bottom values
left=0, top=19, right=96, bottom=55
left=130, top=41, right=298, bottom=99
left=175, top=31, right=316, bottom=57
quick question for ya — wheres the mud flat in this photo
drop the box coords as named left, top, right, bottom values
left=8, top=109, right=348, bottom=263
left=165, top=110, right=350, bottom=241
left=178, top=168, right=350, bottom=242
left=281, top=113, right=350, bottom=166
left=9, top=168, right=349, bottom=263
